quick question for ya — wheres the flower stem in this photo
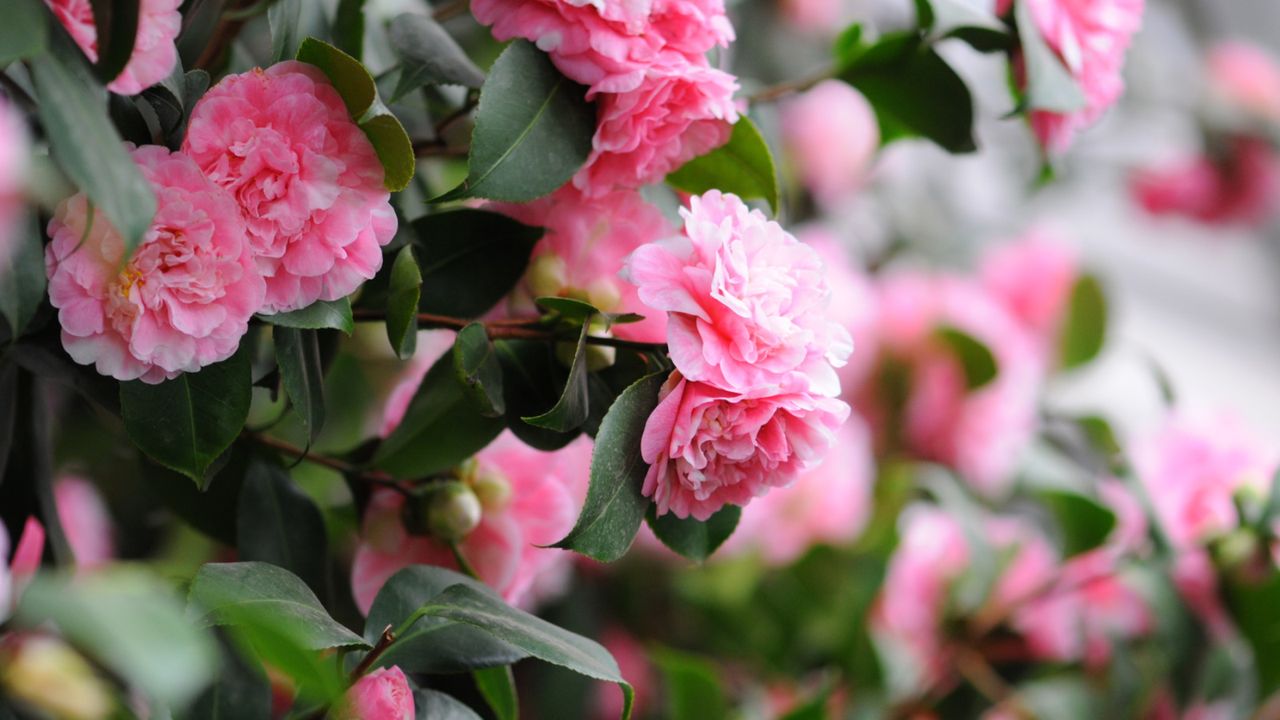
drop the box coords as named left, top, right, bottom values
left=245, top=433, right=408, bottom=492
left=746, top=67, right=835, bottom=104
left=351, top=625, right=397, bottom=679
left=349, top=309, right=669, bottom=353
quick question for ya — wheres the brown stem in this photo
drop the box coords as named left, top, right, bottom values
left=350, top=309, right=669, bottom=353
left=247, top=433, right=408, bottom=491
left=953, top=647, right=1026, bottom=714
left=432, top=0, right=471, bottom=21
left=351, top=625, right=397, bottom=679
left=413, top=140, right=470, bottom=158
left=747, top=67, right=835, bottom=104
left=434, top=95, right=479, bottom=138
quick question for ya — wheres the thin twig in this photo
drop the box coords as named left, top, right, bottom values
left=351, top=625, right=397, bottom=679
left=246, top=433, right=408, bottom=491
left=747, top=67, right=835, bottom=104
left=413, top=140, right=470, bottom=158
left=432, top=0, right=471, bottom=22
left=350, top=309, right=669, bottom=353
left=434, top=94, right=479, bottom=138
left=450, top=541, right=481, bottom=579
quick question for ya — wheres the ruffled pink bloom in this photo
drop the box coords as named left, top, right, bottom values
left=640, top=372, right=850, bottom=520
left=471, top=0, right=733, bottom=96
left=574, top=58, right=739, bottom=196
left=183, top=62, right=397, bottom=313
left=1207, top=41, right=1280, bottom=122
left=45, top=145, right=264, bottom=383
left=781, top=81, right=879, bottom=205
left=0, top=98, right=28, bottom=267
left=626, top=191, right=853, bottom=397
left=1131, top=136, right=1279, bottom=227
left=54, top=476, right=114, bottom=571
left=44, top=0, right=181, bottom=96
left=337, top=667, right=414, bottom=720
left=721, top=414, right=873, bottom=564
left=351, top=433, right=590, bottom=613
left=979, top=232, right=1078, bottom=361
left=490, top=185, right=673, bottom=343
left=854, top=273, right=1041, bottom=496
left=1004, top=0, right=1145, bottom=154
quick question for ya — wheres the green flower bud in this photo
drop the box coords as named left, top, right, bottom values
left=471, top=469, right=513, bottom=511
left=427, top=482, right=483, bottom=541
left=527, top=255, right=568, bottom=299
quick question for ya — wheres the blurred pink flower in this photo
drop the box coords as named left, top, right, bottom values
left=626, top=190, right=852, bottom=397
left=640, top=372, right=850, bottom=520
left=45, top=0, right=181, bottom=95
left=0, top=525, right=10, bottom=621
left=573, top=59, right=739, bottom=196
left=855, top=273, right=1041, bottom=496
left=778, top=0, right=847, bottom=33
left=183, top=62, right=396, bottom=313
left=351, top=433, right=590, bottom=613
left=490, top=185, right=673, bottom=343
left=593, top=627, right=655, bottom=720
left=798, top=229, right=879, bottom=390
left=0, top=97, right=28, bottom=267
left=53, top=477, right=114, bottom=571
left=377, top=331, right=460, bottom=438
left=781, top=81, right=879, bottom=205
left=45, top=145, right=264, bottom=383
left=1003, top=0, right=1145, bottom=153
left=471, top=0, right=733, bottom=96
left=979, top=232, right=1078, bottom=362
left=337, top=667, right=414, bottom=720
left=1207, top=41, right=1280, bottom=123
left=1131, top=136, right=1279, bottom=227
left=721, top=414, right=873, bottom=564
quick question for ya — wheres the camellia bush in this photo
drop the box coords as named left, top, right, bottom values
left=1, top=0, right=1279, bottom=717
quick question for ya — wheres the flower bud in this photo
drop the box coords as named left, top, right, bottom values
left=470, top=469, right=513, bottom=511
left=527, top=255, right=568, bottom=299
left=585, top=278, right=622, bottom=313
left=426, top=482, right=483, bottom=542
left=1, top=635, right=113, bottom=720
left=336, top=666, right=415, bottom=720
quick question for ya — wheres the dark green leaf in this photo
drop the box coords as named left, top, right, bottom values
left=175, top=0, right=226, bottom=70
left=187, top=562, right=368, bottom=651
left=415, top=209, right=542, bottom=319
left=333, top=0, right=366, bottom=59
left=1059, top=274, right=1107, bottom=369
left=365, top=566, right=526, bottom=674
left=411, top=583, right=633, bottom=718
left=522, top=322, right=590, bottom=432
left=32, top=30, right=157, bottom=253
left=438, top=40, right=594, bottom=202
left=361, top=110, right=416, bottom=192
left=387, top=245, right=423, bottom=359
left=0, top=0, right=47, bottom=66
left=296, top=36, right=376, bottom=117
left=935, top=326, right=998, bottom=389
left=373, top=351, right=506, bottom=478
left=1038, top=489, right=1117, bottom=558
left=645, top=504, right=740, bottom=563
left=838, top=31, right=976, bottom=153
left=1014, top=0, right=1086, bottom=113
left=389, top=13, right=485, bottom=101
left=0, top=215, right=46, bottom=337
left=454, top=323, right=506, bottom=418
left=89, top=0, right=139, bottom=86
left=667, top=117, right=779, bottom=214
left=16, top=570, right=218, bottom=707
left=416, top=689, right=484, bottom=720
left=188, top=636, right=272, bottom=720
left=553, top=373, right=664, bottom=561
left=274, top=327, right=326, bottom=445
left=652, top=647, right=729, bottom=720
left=120, top=348, right=251, bottom=486
left=496, top=340, right=582, bottom=451
left=535, top=296, right=599, bottom=322
left=473, top=666, right=518, bottom=720
left=264, top=298, right=355, bottom=334
left=236, top=458, right=329, bottom=595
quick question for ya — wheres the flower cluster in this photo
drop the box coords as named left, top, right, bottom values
left=44, top=0, right=182, bottom=96
left=471, top=0, right=740, bottom=196
left=626, top=191, right=852, bottom=520
left=44, top=64, right=395, bottom=383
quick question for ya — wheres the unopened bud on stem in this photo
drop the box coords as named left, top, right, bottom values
left=426, top=482, right=483, bottom=542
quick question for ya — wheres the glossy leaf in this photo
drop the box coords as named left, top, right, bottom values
left=188, top=637, right=273, bottom=720
left=387, top=245, right=423, bottom=359
left=89, top=0, right=140, bottom=85
left=454, top=323, right=506, bottom=418
left=415, top=209, right=542, bottom=319
left=1059, top=274, right=1107, bottom=369
left=389, top=13, right=485, bottom=101
left=236, top=458, right=329, bottom=595
left=274, top=326, right=326, bottom=445
left=667, top=117, right=779, bottom=214
left=0, top=0, right=47, bottom=66
left=365, top=566, right=526, bottom=674
left=473, top=666, right=519, bottom=720
left=1038, top=489, right=1116, bottom=558
left=264, top=298, right=355, bottom=334
left=438, top=40, right=595, bottom=202
left=120, top=348, right=251, bottom=486
left=416, top=689, right=484, bottom=720
left=522, top=322, right=590, bottom=432
left=31, top=30, right=157, bottom=254
left=362, top=110, right=416, bottom=191
left=935, top=326, right=998, bottom=389
left=333, top=0, right=366, bottom=59
left=496, top=340, right=582, bottom=451
left=553, top=373, right=664, bottom=561
left=645, top=504, right=741, bottom=563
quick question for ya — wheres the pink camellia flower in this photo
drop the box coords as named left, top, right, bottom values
left=781, top=81, right=879, bottom=206
left=54, top=476, right=114, bottom=571
left=44, top=0, right=181, bottom=96
left=471, top=0, right=733, bottom=96
left=490, top=185, right=673, bottom=343
left=45, top=145, right=264, bottom=383
left=854, top=272, right=1041, bottom=496
left=593, top=627, right=655, bottom=720
left=721, top=415, right=873, bottom=564
left=0, top=98, right=28, bottom=267
left=351, top=433, right=590, bottom=613
left=640, top=372, right=850, bottom=520
left=377, top=330, right=459, bottom=438
left=183, top=62, right=397, bottom=314
left=1206, top=41, right=1280, bottom=123
left=573, top=58, right=740, bottom=196
left=625, top=190, right=853, bottom=397
left=1131, top=136, right=1279, bottom=227
left=999, top=0, right=1145, bottom=154
left=979, top=232, right=1078, bottom=361
left=336, top=667, right=414, bottom=720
